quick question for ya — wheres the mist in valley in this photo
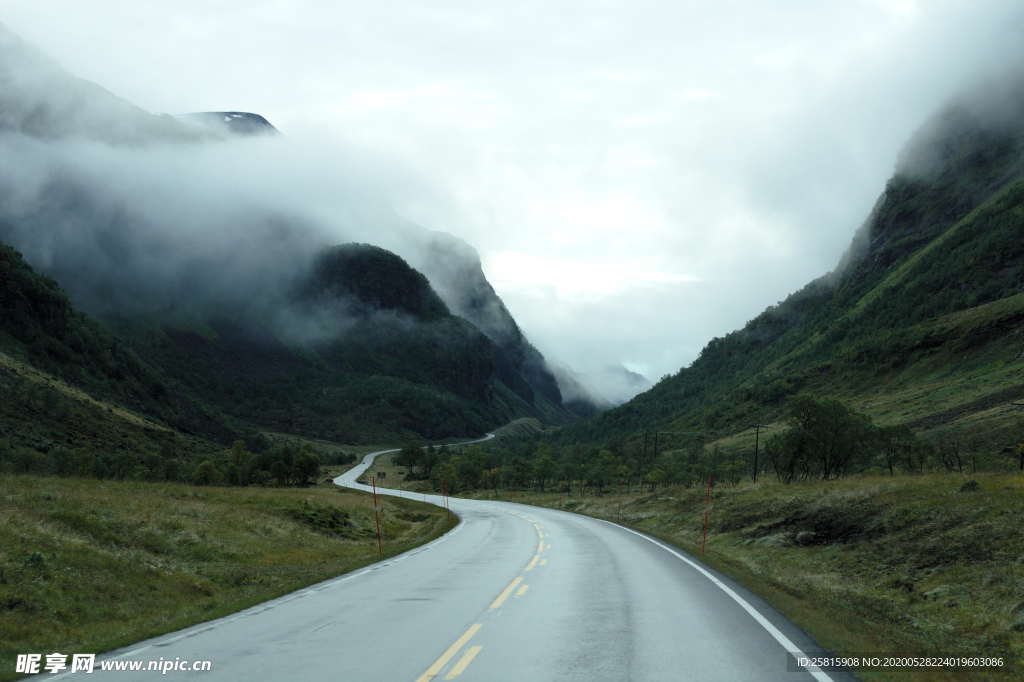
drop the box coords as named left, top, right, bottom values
left=3, top=1, right=1024, bottom=405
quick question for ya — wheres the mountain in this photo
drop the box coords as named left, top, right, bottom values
left=180, top=111, right=279, bottom=136
left=412, top=231, right=579, bottom=419
left=0, top=24, right=211, bottom=144
left=549, top=363, right=653, bottom=414
left=103, top=242, right=525, bottom=442
left=559, top=71, right=1024, bottom=458
left=0, top=26, right=582, bottom=451
left=0, top=243, right=235, bottom=476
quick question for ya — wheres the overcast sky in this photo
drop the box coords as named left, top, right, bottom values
left=5, top=0, right=1023, bottom=398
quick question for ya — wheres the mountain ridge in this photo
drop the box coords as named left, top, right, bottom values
left=0, top=26, right=587, bottom=462
left=554, top=71, right=1024, bottom=466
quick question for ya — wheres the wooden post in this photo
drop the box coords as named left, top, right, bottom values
left=701, top=474, right=714, bottom=553
left=371, top=477, right=383, bottom=558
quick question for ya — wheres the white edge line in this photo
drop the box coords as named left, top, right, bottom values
left=82, top=438, right=490, bottom=665
left=599, top=520, right=835, bottom=682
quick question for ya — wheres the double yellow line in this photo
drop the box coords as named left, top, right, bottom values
left=525, top=523, right=548, bottom=572
left=417, top=569, right=531, bottom=680
left=415, top=624, right=482, bottom=682
left=414, top=520, right=550, bottom=680
left=488, top=576, right=523, bottom=610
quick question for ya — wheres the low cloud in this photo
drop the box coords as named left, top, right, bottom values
left=3, top=2, right=1024, bottom=402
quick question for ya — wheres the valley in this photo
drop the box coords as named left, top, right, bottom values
left=1, top=14, right=1023, bottom=682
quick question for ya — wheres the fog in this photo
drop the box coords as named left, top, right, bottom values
left=0, top=128, right=487, bottom=350
left=3, top=1, right=1024, bottom=402
left=0, top=42, right=460, bottom=356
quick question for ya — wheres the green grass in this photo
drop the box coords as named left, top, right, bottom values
left=362, top=452, right=432, bottom=494
left=0, top=474, right=455, bottom=680
left=479, top=474, right=1024, bottom=681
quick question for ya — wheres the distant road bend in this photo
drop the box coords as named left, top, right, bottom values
left=77, top=434, right=852, bottom=681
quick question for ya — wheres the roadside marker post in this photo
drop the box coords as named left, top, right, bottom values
left=701, top=474, right=714, bottom=554
left=371, top=477, right=383, bottom=557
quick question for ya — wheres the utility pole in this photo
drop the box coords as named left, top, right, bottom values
left=750, top=423, right=762, bottom=483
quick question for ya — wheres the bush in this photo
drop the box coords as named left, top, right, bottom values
left=192, top=460, right=223, bottom=486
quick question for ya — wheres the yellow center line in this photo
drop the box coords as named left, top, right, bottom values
left=515, top=584, right=529, bottom=597
left=444, top=646, right=482, bottom=680
left=489, top=576, right=524, bottom=609
left=415, top=623, right=481, bottom=682
left=525, top=554, right=540, bottom=571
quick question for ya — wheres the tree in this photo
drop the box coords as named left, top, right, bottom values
left=587, top=450, right=617, bottom=492
left=192, top=460, right=223, bottom=486
left=394, top=442, right=423, bottom=476
left=767, top=396, right=878, bottom=481
left=644, top=467, right=666, bottom=491
left=456, top=450, right=487, bottom=490
left=433, top=459, right=460, bottom=494
left=294, top=451, right=321, bottom=485
left=531, top=446, right=557, bottom=491
left=877, top=425, right=921, bottom=474
left=270, top=459, right=290, bottom=486
left=228, top=440, right=253, bottom=485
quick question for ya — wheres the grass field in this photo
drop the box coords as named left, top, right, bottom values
left=474, top=473, right=1024, bottom=681
left=0, top=473, right=455, bottom=680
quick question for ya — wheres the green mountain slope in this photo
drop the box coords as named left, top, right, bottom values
left=559, top=76, right=1024, bottom=460
left=0, top=25, right=583, bottom=451
left=0, top=243, right=236, bottom=480
left=414, top=231, right=576, bottom=419
left=0, top=243, right=235, bottom=442
left=98, top=243, right=565, bottom=443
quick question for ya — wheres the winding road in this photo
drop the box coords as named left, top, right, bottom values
left=75, top=437, right=852, bottom=681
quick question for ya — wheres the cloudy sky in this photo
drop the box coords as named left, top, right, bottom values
left=5, top=0, right=1023, bottom=400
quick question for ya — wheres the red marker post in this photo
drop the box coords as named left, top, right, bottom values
left=701, top=474, right=714, bottom=554
left=371, top=477, right=383, bottom=558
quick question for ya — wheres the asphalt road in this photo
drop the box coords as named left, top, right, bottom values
left=73, top=438, right=853, bottom=681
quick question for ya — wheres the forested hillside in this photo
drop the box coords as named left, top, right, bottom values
left=0, top=22, right=583, bottom=481
left=532, top=73, right=1024, bottom=482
